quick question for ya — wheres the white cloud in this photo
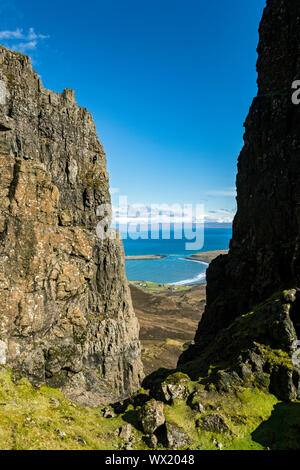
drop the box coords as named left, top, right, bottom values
left=27, top=27, right=37, bottom=40
left=0, top=28, right=23, bottom=40
left=205, top=209, right=235, bottom=224
left=27, top=27, right=49, bottom=41
left=12, top=40, right=37, bottom=52
left=112, top=204, right=203, bottom=225
left=0, top=27, right=49, bottom=54
left=111, top=203, right=235, bottom=226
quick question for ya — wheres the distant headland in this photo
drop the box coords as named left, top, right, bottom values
left=187, top=250, right=228, bottom=264
left=125, top=254, right=167, bottom=260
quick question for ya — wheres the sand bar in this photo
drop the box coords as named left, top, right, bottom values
left=125, top=254, right=167, bottom=260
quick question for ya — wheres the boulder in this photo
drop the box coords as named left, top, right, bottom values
left=213, top=370, right=241, bottom=393
left=269, top=366, right=297, bottom=402
left=153, top=372, right=190, bottom=403
left=139, top=399, right=165, bottom=434
left=189, top=391, right=206, bottom=413
left=102, top=407, right=115, bottom=418
left=144, top=434, right=158, bottom=449
left=165, top=422, right=193, bottom=449
left=197, top=414, right=229, bottom=434
left=119, top=424, right=132, bottom=440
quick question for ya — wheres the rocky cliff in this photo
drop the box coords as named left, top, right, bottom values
left=179, top=0, right=300, bottom=401
left=0, top=46, right=143, bottom=406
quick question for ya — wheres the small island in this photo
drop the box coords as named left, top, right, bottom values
left=125, top=254, right=167, bottom=260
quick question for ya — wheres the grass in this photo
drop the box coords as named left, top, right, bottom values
left=165, top=338, right=186, bottom=349
left=142, top=339, right=186, bottom=358
left=0, top=367, right=133, bottom=450
left=0, top=365, right=298, bottom=450
left=163, top=386, right=279, bottom=450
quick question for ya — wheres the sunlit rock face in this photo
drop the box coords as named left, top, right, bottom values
left=179, top=0, right=300, bottom=401
left=0, top=46, right=143, bottom=406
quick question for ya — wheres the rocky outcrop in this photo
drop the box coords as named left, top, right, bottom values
left=179, top=0, right=300, bottom=401
left=0, top=46, right=143, bottom=405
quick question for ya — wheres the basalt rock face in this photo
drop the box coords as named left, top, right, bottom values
left=0, top=46, right=143, bottom=406
left=179, top=0, right=300, bottom=399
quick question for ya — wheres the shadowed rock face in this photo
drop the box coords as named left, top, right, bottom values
left=179, top=0, right=300, bottom=399
left=0, top=46, right=143, bottom=406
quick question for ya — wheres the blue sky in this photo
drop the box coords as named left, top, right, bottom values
left=0, top=0, right=266, bottom=223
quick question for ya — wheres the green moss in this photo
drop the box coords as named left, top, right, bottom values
left=207, top=362, right=229, bottom=376
left=0, top=365, right=298, bottom=450
left=163, top=385, right=279, bottom=450
left=256, top=344, right=293, bottom=371
left=164, top=372, right=189, bottom=384
left=0, top=367, right=128, bottom=450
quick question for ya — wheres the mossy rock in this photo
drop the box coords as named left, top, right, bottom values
left=152, top=372, right=193, bottom=403
left=196, top=413, right=230, bottom=434
left=165, top=421, right=194, bottom=449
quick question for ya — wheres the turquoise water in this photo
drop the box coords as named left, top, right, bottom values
left=122, top=227, right=232, bottom=285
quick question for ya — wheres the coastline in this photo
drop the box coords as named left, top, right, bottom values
left=125, top=254, right=167, bottom=260
left=129, top=249, right=229, bottom=373
left=128, top=250, right=228, bottom=290
left=126, top=250, right=228, bottom=263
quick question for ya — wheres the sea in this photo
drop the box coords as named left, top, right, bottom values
left=122, top=226, right=232, bottom=286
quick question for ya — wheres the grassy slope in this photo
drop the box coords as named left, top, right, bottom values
left=0, top=365, right=299, bottom=450
left=0, top=367, right=134, bottom=450
left=1, top=289, right=299, bottom=450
